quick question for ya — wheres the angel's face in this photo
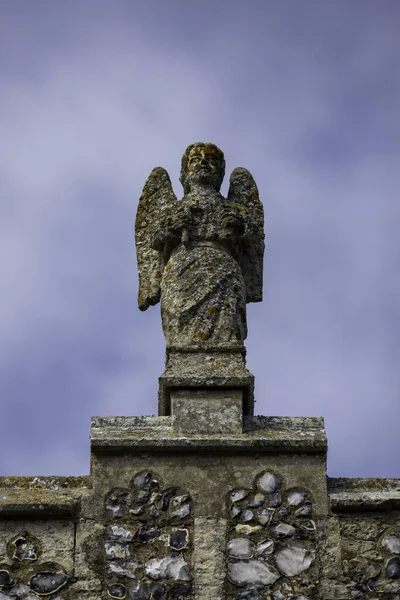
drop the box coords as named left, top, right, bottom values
left=186, top=147, right=221, bottom=189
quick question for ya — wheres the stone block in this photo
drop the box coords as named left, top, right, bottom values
left=0, top=519, right=75, bottom=572
left=194, top=517, right=226, bottom=599
left=171, top=388, right=243, bottom=435
left=158, top=348, right=254, bottom=416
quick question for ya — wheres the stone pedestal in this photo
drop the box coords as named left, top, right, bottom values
left=158, top=347, right=255, bottom=416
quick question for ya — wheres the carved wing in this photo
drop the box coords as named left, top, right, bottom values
left=228, top=167, right=265, bottom=302
left=135, top=167, right=177, bottom=311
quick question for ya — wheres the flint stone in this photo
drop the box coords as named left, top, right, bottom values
left=270, top=592, right=285, bottom=600
left=107, top=525, right=137, bottom=542
left=145, top=556, right=191, bottom=581
left=13, top=541, right=37, bottom=561
left=6, top=583, right=30, bottom=597
left=241, top=510, right=254, bottom=522
left=228, top=559, right=280, bottom=586
left=287, top=491, right=306, bottom=506
left=271, top=523, right=297, bottom=538
left=172, top=495, right=189, bottom=507
left=105, top=541, right=130, bottom=560
left=149, top=583, right=167, bottom=599
left=248, top=493, right=265, bottom=508
left=274, top=543, right=315, bottom=577
left=136, top=489, right=151, bottom=503
left=162, top=490, right=176, bottom=511
left=107, top=505, right=124, bottom=518
left=236, top=591, right=265, bottom=600
left=231, top=490, right=249, bottom=503
left=107, top=561, right=142, bottom=579
left=269, top=493, right=282, bottom=507
left=138, top=526, right=161, bottom=542
left=0, top=570, right=11, bottom=586
left=258, top=472, right=280, bottom=493
left=170, top=503, right=191, bottom=519
left=30, top=571, right=68, bottom=594
left=109, top=488, right=129, bottom=503
left=107, top=584, right=127, bottom=598
left=255, top=539, right=274, bottom=557
left=128, top=583, right=149, bottom=599
left=387, top=556, right=400, bottom=579
left=169, top=529, right=189, bottom=551
left=170, top=582, right=192, bottom=598
left=382, top=534, right=400, bottom=554
left=258, top=508, right=274, bottom=525
left=294, top=503, right=312, bottom=517
left=228, top=538, right=253, bottom=559
left=133, top=472, right=152, bottom=489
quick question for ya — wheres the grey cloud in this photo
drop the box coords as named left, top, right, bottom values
left=0, top=0, right=399, bottom=476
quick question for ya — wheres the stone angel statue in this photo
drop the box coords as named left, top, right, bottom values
left=135, top=143, right=264, bottom=351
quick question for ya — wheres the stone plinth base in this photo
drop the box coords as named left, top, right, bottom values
left=158, top=347, right=254, bottom=416
left=171, top=388, right=243, bottom=435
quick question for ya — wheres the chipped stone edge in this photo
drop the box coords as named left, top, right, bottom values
left=329, top=490, right=400, bottom=512
left=0, top=480, right=91, bottom=518
left=90, top=434, right=327, bottom=454
left=91, top=415, right=327, bottom=454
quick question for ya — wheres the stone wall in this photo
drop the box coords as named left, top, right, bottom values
left=0, top=415, right=398, bottom=600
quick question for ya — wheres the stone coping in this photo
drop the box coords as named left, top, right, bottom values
left=0, top=476, right=91, bottom=518
left=0, top=476, right=91, bottom=489
left=328, top=477, right=400, bottom=512
left=0, top=489, right=82, bottom=518
left=90, top=415, right=327, bottom=454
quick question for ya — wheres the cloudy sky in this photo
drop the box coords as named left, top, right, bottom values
left=1, top=0, right=399, bottom=478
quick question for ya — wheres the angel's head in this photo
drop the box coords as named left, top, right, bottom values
left=180, top=142, right=225, bottom=194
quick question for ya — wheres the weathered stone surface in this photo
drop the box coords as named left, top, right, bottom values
left=135, top=143, right=264, bottom=345
left=171, top=388, right=243, bottom=435
left=135, top=143, right=264, bottom=416
left=0, top=520, right=74, bottom=572
left=74, top=521, right=105, bottom=580
left=159, top=349, right=254, bottom=417
left=328, top=477, right=400, bottom=511
left=194, top=518, right=226, bottom=600
left=316, top=517, right=342, bottom=581
left=90, top=415, right=328, bottom=454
